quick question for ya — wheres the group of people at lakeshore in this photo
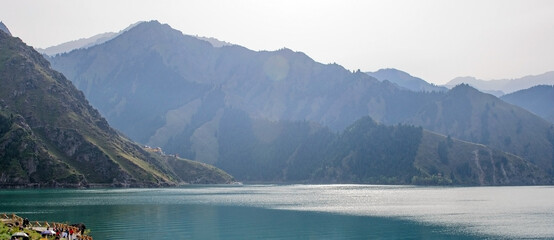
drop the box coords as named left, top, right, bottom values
left=1, top=213, right=92, bottom=240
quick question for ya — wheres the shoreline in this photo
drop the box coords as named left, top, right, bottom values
left=1, top=213, right=92, bottom=240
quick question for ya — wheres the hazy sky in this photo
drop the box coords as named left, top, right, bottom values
left=1, top=0, right=553, bottom=84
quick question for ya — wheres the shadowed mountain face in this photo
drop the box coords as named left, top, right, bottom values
left=48, top=21, right=554, bottom=183
left=36, top=32, right=118, bottom=56
left=0, top=30, right=233, bottom=187
left=501, top=85, right=554, bottom=124
left=366, top=68, right=447, bottom=93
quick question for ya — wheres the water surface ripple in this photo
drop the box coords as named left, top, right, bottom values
left=1, top=185, right=553, bottom=239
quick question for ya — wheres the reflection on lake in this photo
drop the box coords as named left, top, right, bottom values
left=1, top=185, right=553, bottom=239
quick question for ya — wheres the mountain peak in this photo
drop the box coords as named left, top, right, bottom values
left=0, top=21, right=12, bottom=36
left=448, top=83, right=490, bottom=97
left=450, top=82, right=475, bottom=91
left=128, top=20, right=174, bottom=34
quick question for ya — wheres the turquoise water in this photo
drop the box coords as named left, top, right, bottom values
left=1, top=185, right=553, bottom=239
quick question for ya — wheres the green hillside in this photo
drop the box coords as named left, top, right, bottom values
left=212, top=113, right=550, bottom=185
left=408, top=84, right=554, bottom=174
left=414, top=132, right=549, bottom=185
left=0, top=30, right=233, bottom=187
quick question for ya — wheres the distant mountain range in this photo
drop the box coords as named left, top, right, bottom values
left=366, top=68, right=447, bottom=92
left=445, top=72, right=554, bottom=96
left=0, top=29, right=233, bottom=187
left=35, top=22, right=144, bottom=56
left=47, top=21, right=554, bottom=185
left=501, top=85, right=554, bottom=123
left=37, top=32, right=119, bottom=56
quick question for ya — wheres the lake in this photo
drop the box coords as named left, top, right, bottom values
left=1, top=185, right=553, bottom=239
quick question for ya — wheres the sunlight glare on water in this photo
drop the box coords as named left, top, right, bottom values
left=157, top=184, right=554, bottom=239
left=1, top=185, right=553, bottom=239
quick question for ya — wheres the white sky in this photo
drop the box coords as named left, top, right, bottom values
left=1, top=0, right=553, bottom=84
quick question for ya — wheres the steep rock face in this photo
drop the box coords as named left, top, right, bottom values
left=0, top=30, right=233, bottom=187
left=0, top=113, right=85, bottom=186
left=408, top=84, right=554, bottom=173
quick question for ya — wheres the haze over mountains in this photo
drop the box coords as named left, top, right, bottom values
left=365, top=68, right=447, bottom=93
left=445, top=72, right=554, bottom=96
left=45, top=21, right=554, bottom=185
left=0, top=28, right=233, bottom=187
left=36, top=32, right=118, bottom=56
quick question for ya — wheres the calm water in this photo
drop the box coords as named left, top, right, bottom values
left=1, top=185, right=553, bottom=239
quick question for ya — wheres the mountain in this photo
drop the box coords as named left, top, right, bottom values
left=48, top=21, right=554, bottom=184
left=407, top=84, right=554, bottom=173
left=366, top=68, right=447, bottom=92
left=0, top=21, right=11, bottom=36
left=0, top=29, right=233, bottom=187
left=445, top=72, right=554, bottom=96
left=49, top=20, right=442, bottom=156
left=501, top=85, right=554, bottom=123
